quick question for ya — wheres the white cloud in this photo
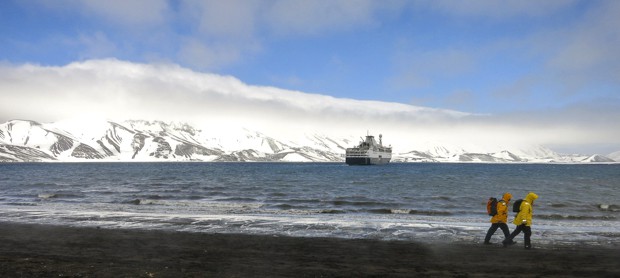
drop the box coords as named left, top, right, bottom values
left=177, top=38, right=249, bottom=71
left=478, top=1, right=620, bottom=108
left=266, top=0, right=383, bottom=35
left=83, top=0, right=169, bottom=26
left=545, top=1, right=620, bottom=93
left=35, top=0, right=169, bottom=27
left=0, top=59, right=460, bottom=119
left=0, top=59, right=466, bottom=145
left=389, top=1, right=620, bottom=118
left=390, top=48, right=476, bottom=90
left=75, top=32, right=118, bottom=59
left=0, top=59, right=618, bottom=153
left=19, top=0, right=405, bottom=71
left=172, top=0, right=403, bottom=69
left=417, top=0, right=578, bottom=19
left=181, top=0, right=260, bottom=40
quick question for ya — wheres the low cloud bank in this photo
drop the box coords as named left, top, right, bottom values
left=0, top=59, right=618, bottom=154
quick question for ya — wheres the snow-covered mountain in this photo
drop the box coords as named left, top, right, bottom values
left=0, top=119, right=347, bottom=162
left=0, top=119, right=616, bottom=163
left=608, top=151, right=620, bottom=162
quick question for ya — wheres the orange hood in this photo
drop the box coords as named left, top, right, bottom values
left=502, top=192, right=512, bottom=202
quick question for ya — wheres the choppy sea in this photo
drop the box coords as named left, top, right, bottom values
left=1, top=162, right=618, bottom=247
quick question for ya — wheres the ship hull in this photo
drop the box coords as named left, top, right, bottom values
left=345, top=156, right=390, bottom=165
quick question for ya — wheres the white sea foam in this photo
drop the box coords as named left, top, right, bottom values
left=37, top=193, right=57, bottom=199
left=1, top=163, right=619, bottom=248
left=0, top=203, right=618, bottom=248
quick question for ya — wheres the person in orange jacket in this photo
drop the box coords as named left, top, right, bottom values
left=484, top=192, right=513, bottom=245
left=503, top=192, right=539, bottom=249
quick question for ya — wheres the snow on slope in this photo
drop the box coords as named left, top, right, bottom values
left=581, top=154, right=616, bottom=163
left=0, top=119, right=348, bottom=162
left=608, top=151, right=620, bottom=162
left=0, top=119, right=615, bottom=163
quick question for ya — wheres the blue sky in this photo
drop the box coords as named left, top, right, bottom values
left=1, top=0, right=619, bottom=154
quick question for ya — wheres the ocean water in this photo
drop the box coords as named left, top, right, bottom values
left=1, top=162, right=618, bottom=247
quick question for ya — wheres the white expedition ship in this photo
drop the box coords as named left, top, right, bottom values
left=345, top=134, right=392, bottom=165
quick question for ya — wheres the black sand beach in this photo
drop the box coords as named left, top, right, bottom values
left=1, top=222, right=618, bottom=277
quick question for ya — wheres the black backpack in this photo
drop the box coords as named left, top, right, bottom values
left=487, top=197, right=498, bottom=216
left=513, top=199, right=523, bottom=213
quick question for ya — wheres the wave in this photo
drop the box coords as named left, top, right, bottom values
left=204, top=191, right=228, bottom=197
left=37, top=193, right=57, bottom=199
left=597, top=204, right=620, bottom=211
left=215, top=197, right=258, bottom=202
left=367, top=209, right=393, bottom=214
left=266, top=204, right=311, bottom=210
left=269, top=198, right=322, bottom=204
left=149, top=176, right=179, bottom=182
left=362, top=208, right=453, bottom=216
left=126, top=199, right=144, bottom=205
left=131, top=194, right=204, bottom=201
left=122, top=198, right=176, bottom=206
left=29, top=182, right=59, bottom=187
left=124, top=198, right=175, bottom=205
left=199, top=185, right=228, bottom=191
left=268, top=192, right=287, bottom=197
left=331, top=200, right=392, bottom=207
left=431, top=196, right=452, bottom=201
left=408, top=209, right=452, bottom=216
left=546, top=203, right=619, bottom=212
left=146, top=183, right=168, bottom=187
left=37, top=192, right=83, bottom=199
left=320, top=209, right=346, bottom=214
left=6, top=202, right=37, bottom=206
left=268, top=204, right=294, bottom=210
left=119, top=199, right=265, bottom=213
left=349, top=180, right=370, bottom=185
left=136, top=194, right=165, bottom=200
left=538, top=214, right=617, bottom=221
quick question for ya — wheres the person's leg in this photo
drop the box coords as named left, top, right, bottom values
left=484, top=223, right=499, bottom=244
left=523, top=226, right=532, bottom=249
left=499, top=223, right=510, bottom=238
left=503, top=225, right=522, bottom=246
left=498, top=223, right=514, bottom=244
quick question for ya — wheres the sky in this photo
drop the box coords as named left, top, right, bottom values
left=0, top=0, right=619, bottom=154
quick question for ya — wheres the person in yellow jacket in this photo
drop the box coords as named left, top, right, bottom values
left=503, top=192, right=539, bottom=249
left=483, top=192, right=513, bottom=245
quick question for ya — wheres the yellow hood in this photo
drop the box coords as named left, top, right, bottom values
left=525, top=192, right=538, bottom=204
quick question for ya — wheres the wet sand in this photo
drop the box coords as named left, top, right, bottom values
left=1, top=222, right=618, bottom=277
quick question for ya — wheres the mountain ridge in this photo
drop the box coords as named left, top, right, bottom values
left=0, top=119, right=616, bottom=163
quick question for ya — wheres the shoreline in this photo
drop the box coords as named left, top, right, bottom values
left=1, top=222, right=619, bottom=277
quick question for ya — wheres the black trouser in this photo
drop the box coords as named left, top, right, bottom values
left=505, top=224, right=531, bottom=247
left=484, top=223, right=510, bottom=243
